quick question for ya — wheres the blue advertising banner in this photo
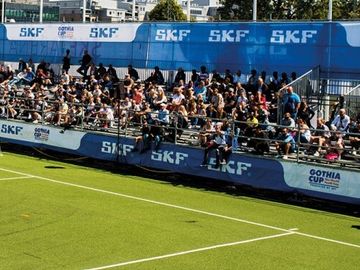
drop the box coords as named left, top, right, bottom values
left=0, top=22, right=359, bottom=78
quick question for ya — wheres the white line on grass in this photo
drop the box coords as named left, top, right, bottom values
left=0, top=176, right=34, bottom=181
left=84, top=231, right=295, bottom=270
left=0, top=167, right=359, bottom=250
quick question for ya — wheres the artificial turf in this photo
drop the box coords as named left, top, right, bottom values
left=0, top=152, right=359, bottom=270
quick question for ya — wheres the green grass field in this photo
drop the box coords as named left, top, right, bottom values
left=0, top=151, right=359, bottom=270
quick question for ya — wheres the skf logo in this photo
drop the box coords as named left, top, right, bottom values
left=1, top=124, right=23, bottom=135
left=270, top=30, right=317, bottom=44
left=208, top=30, right=249, bottom=42
left=20, top=27, right=44, bottom=37
left=151, top=150, right=188, bottom=165
left=90, top=27, right=119, bottom=38
left=155, top=29, right=191, bottom=41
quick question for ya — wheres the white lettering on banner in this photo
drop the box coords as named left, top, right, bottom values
left=270, top=30, right=317, bottom=44
left=208, top=30, right=250, bottom=42
left=151, top=150, right=188, bottom=165
left=6, top=24, right=141, bottom=42
left=155, top=29, right=191, bottom=41
left=101, top=142, right=133, bottom=156
left=208, top=159, right=252, bottom=175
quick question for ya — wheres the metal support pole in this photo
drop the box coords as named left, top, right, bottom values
left=82, top=0, right=86, bottom=22
left=328, top=0, right=333, bottom=21
left=252, top=0, right=257, bottom=22
left=2, top=0, right=5, bottom=24
left=39, top=0, right=43, bottom=23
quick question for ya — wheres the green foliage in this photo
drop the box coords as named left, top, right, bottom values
left=148, top=0, right=187, bottom=21
left=217, top=0, right=360, bottom=21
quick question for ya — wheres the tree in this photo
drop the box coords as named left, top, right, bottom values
left=217, top=0, right=360, bottom=21
left=148, top=0, right=187, bottom=21
left=217, top=0, right=273, bottom=21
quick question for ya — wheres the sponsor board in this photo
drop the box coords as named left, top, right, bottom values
left=282, top=162, right=360, bottom=199
left=0, top=120, right=83, bottom=150
left=5, top=24, right=141, bottom=42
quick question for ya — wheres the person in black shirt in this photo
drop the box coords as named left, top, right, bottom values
left=128, top=65, right=139, bottom=81
left=62, top=49, right=71, bottom=74
left=77, top=49, right=92, bottom=77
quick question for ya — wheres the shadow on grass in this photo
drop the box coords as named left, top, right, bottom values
left=44, top=166, right=65, bottom=169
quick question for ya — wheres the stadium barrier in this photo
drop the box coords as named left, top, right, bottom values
left=1, top=115, right=360, bottom=205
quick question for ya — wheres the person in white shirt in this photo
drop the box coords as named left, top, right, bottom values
left=331, top=108, right=350, bottom=133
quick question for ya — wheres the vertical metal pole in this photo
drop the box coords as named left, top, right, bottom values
left=39, top=0, right=43, bottom=23
left=132, top=0, right=136, bottom=21
left=187, top=0, right=191, bottom=22
left=2, top=0, right=5, bottom=23
left=252, top=0, right=257, bottom=22
left=328, top=0, right=333, bottom=21
left=82, top=0, right=86, bottom=22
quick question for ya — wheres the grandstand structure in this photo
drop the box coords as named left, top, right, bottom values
left=0, top=21, right=360, bottom=205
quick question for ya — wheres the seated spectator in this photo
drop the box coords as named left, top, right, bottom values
left=95, top=63, right=107, bottom=80
left=146, top=66, right=164, bottom=85
left=233, top=70, right=247, bottom=85
left=309, top=117, right=331, bottom=157
left=149, top=120, right=165, bottom=151
left=201, top=123, right=230, bottom=168
left=171, top=87, right=185, bottom=109
left=132, top=120, right=151, bottom=153
left=194, top=80, right=207, bottom=102
left=280, top=112, right=296, bottom=129
left=275, top=127, right=296, bottom=159
left=53, top=99, right=69, bottom=126
left=223, top=88, right=237, bottom=115
left=98, top=102, right=114, bottom=128
left=8, top=67, right=35, bottom=87
left=153, top=87, right=167, bottom=110
left=128, top=65, right=139, bottom=81
left=199, top=65, right=209, bottom=82
left=349, top=122, right=360, bottom=156
left=248, top=126, right=270, bottom=154
left=156, top=103, right=170, bottom=125
left=324, top=129, right=344, bottom=160
left=294, top=118, right=311, bottom=145
left=331, top=108, right=350, bottom=133
left=297, top=101, right=315, bottom=128
left=174, top=67, right=186, bottom=86
left=107, top=64, right=118, bottom=82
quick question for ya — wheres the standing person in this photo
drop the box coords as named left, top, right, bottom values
left=282, top=86, right=301, bottom=120
left=62, top=49, right=71, bottom=74
left=77, top=49, right=92, bottom=77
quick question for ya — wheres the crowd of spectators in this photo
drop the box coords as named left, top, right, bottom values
left=0, top=53, right=360, bottom=165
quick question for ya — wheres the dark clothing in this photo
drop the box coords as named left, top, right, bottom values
left=62, top=54, right=71, bottom=72
left=129, top=67, right=139, bottom=81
